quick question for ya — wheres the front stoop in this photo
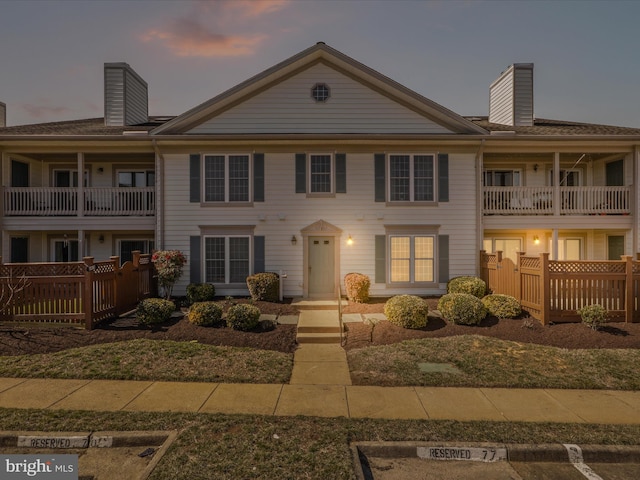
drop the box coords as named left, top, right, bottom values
left=296, top=310, right=344, bottom=344
left=290, top=344, right=352, bottom=385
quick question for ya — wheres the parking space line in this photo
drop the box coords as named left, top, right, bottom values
left=564, top=444, right=603, bottom=480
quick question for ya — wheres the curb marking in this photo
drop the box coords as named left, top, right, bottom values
left=564, top=444, right=604, bottom=480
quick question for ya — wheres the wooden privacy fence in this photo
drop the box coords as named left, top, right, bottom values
left=479, top=250, right=640, bottom=324
left=0, top=251, right=156, bottom=329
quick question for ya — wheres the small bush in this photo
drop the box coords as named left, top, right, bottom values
left=186, top=283, right=216, bottom=304
left=136, top=298, right=175, bottom=326
left=384, top=295, right=429, bottom=329
left=344, top=273, right=371, bottom=303
left=188, top=301, right=223, bottom=327
left=438, top=293, right=487, bottom=326
left=226, top=303, right=261, bottom=331
left=447, top=276, right=487, bottom=298
left=246, top=272, right=279, bottom=302
left=578, top=304, right=608, bottom=330
left=482, top=294, right=522, bottom=319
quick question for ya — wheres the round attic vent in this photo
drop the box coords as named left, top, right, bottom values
left=311, top=83, right=330, bottom=103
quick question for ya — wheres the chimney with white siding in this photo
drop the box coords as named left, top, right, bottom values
left=0, top=101, right=6, bottom=127
left=489, top=63, right=534, bottom=127
left=104, top=63, right=148, bottom=126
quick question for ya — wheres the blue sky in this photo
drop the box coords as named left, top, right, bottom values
left=2, top=0, right=640, bottom=127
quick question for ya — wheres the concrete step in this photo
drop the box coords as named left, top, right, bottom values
left=296, top=332, right=343, bottom=344
left=291, top=298, right=347, bottom=310
left=297, top=325, right=344, bottom=334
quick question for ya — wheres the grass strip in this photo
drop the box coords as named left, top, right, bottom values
left=348, top=334, right=640, bottom=390
left=1, top=409, right=639, bottom=480
left=0, top=338, right=292, bottom=384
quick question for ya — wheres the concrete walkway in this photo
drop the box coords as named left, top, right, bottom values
left=1, top=375, right=640, bottom=423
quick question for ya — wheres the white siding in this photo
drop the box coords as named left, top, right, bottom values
left=489, top=69, right=514, bottom=126
left=0, top=102, right=5, bottom=127
left=489, top=64, right=533, bottom=127
left=162, top=150, right=478, bottom=297
left=124, top=70, right=148, bottom=126
left=104, top=67, right=125, bottom=127
left=189, top=64, right=454, bottom=135
left=104, top=64, right=148, bottom=126
left=513, top=67, right=533, bottom=127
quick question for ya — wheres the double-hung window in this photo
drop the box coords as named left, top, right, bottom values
left=389, top=154, right=434, bottom=202
left=205, top=236, right=251, bottom=284
left=309, top=154, right=332, bottom=193
left=389, top=235, right=435, bottom=283
left=204, top=154, right=250, bottom=202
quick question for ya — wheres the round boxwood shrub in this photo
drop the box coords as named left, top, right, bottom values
left=344, top=272, right=371, bottom=303
left=136, top=298, right=175, bottom=326
left=246, top=272, right=279, bottom=302
left=447, top=276, right=487, bottom=298
left=186, top=283, right=216, bottom=305
left=226, top=303, right=261, bottom=331
left=384, top=295, right=429, bottom=329
left=188, top=301, right=223, bottom=327
left=481, top=294, right=522, bottom=319
left=578, top=304, right=608, bottom=330
left=438, top=293, right=487, bottom=326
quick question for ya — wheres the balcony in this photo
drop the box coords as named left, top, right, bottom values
left=3, top=187, right=155, bottom=216
left=483, top=186, right=630, bottom=215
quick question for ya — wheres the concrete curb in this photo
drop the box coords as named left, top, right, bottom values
left=351, top=441, right=640, bottom=480
left=0, top=430, right=175, bottom=448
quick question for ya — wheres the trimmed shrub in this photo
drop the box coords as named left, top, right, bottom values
left=186, top=283, right=216, bottom=305
left=438, top=293, right=487, bottom=326
left=384, top=295, right=429, bottom=329
left=136, top=298, right=175, bottom=326
left=344, top=273, right=371, bottom=303
left=188, top=301, right=223, bottom=327
left=482, top=294, right=522, bottom=319
left=246, top=272, right=279, bottom=302
left=447, top=276, right=487, bottom=298
left=226, top=303, right=261, bottom=331
left=578, top=304, right=608, bottom=330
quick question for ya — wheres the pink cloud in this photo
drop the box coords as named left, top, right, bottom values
left=141, top=0, right=289, bottom=57
left=21, top=103, right=71, bottom=119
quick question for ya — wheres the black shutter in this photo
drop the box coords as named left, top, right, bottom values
left=190, top=236, right=201, bottom=283
left=335, top=153, right=346, bottom=193
left=374, top=153, right=386, bottom=202
left=438, top=235, right=449, bottom=283
left=253, top=153, right=265, bottom=202
left=189, top=154, right=201, bottom=203
left=438, top=153, right=449, bottom=202
left=254, top=236, right=265, bottom=273
left=295, top=153, right=306, bottom=193
left=375, top=235, right=386, bottom=283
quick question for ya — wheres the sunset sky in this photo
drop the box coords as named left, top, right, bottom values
left=2, top=0, right=639, bottom=128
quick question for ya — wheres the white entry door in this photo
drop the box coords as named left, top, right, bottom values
left=308, top=236, right=335, bottom=297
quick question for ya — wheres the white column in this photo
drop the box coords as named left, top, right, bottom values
left=552, top=229, right=559, bottom=260
left=77, top=152, right=84, bottom=217
left=553, top=152, right=560, bottom=216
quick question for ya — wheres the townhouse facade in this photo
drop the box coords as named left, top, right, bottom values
left=1, top=43, right=639, bottom=298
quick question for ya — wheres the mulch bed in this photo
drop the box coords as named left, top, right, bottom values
left=1, top=297, right=639, bottom=356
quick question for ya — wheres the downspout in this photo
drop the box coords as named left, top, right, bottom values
left=475, top=138, right=485, bottom=274
left=151, top=140, right=164, bottom=251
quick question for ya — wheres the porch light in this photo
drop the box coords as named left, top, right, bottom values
left=291, top=235, right=297, bottom=246
left=99, top=235, right=105, bottom=243
left=347, top=235, right=354, bottom=246
left=533, top=235, right=540, bottom=245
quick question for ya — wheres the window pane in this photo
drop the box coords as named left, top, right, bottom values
left=565, top=239, right=581, bottom=260
left=310, top=155, right=332, bottom=193
left=229, top=155, right=249, bottom=202
left=414, top=236, right=434, bottom=258
left=229, top=237, right=250, bottom=283
left=414, top=155, right=434, bottom=201
left=204, top=156, right=225, bottom=202
left=205, top=237, right=225, bottom=282
left=415, top=259, right=434, bottom=282
left=494, top=239, right=522, bottom=262
left=415, top=236, right=434, bottom=282
left=390, top=155, right=410, bottom=201
left=390, top=236, right=410, bottom=282
left=118, top=172, right=133, bottom=187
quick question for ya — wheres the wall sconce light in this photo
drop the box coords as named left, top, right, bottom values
left=533, top=164, right=539, bottom=172
left=346, top=235, right=354, bottom=246
left=533, top=235, right=540, bottom=245
left=291, top=235, right=297, bottom=246
left=98, top=234, right=105, bottom=244
left=97, top=167, right=104, bottom=174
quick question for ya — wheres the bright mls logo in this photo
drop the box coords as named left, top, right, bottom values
left=1, top=455, right=78, bottom=479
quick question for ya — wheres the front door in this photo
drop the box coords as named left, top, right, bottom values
left=308, top=236, right=335, bottom=297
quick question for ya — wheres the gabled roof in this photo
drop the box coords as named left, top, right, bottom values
left=151, top=42, right=487, bottom=135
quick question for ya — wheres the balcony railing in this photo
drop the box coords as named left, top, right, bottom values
left=3, top=187, right=155, bottom=216
left=483, top=186, right=631, bottom=215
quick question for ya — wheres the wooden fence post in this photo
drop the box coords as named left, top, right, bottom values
left=83, top=257, right=94, bottom=330
left=110, top=256, right=120, bottom=315
left=624, top=255, right=633, bottom=323
left=540, top=252, right=550, bottom=325
left=515, top=251, right=524, bottom=303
